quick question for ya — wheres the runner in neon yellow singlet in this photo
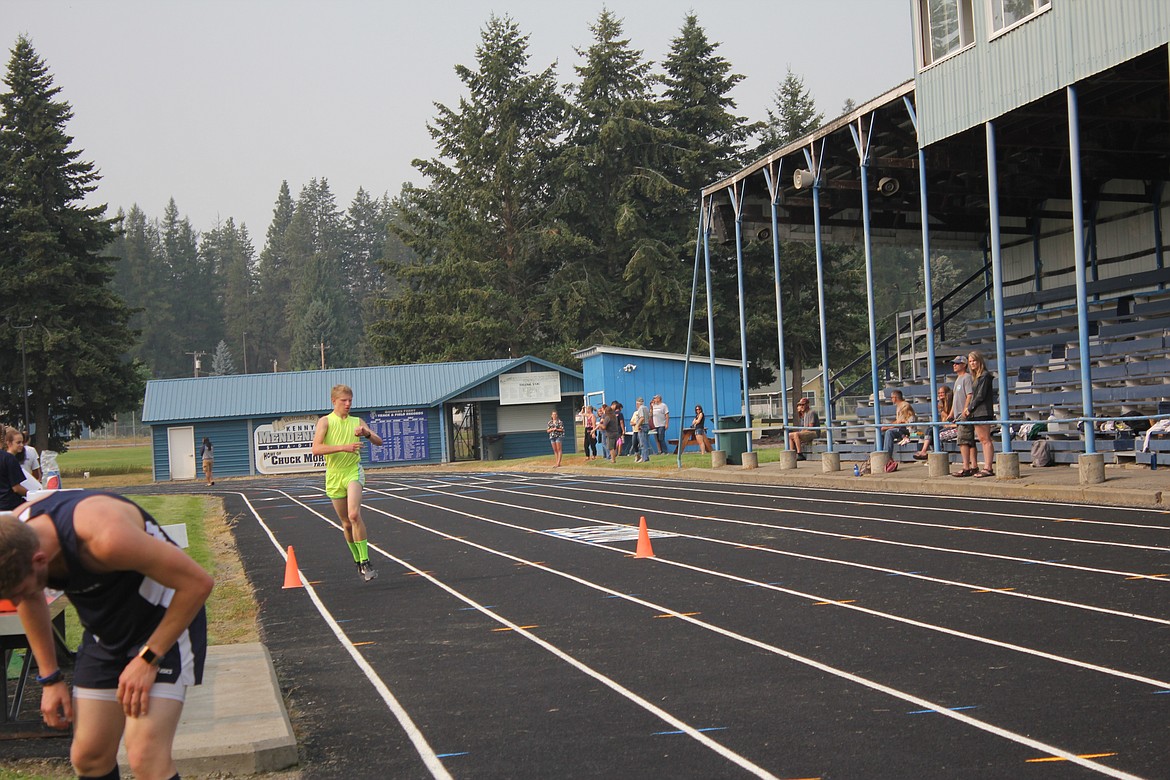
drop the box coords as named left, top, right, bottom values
left=311, top=384, right=383, bottom=581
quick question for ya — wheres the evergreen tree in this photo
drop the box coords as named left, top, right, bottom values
left=757, top=67, right=825, bottom=153
left=551, top=10, right=688, bottom=357
left=0, top=36, right=143, bottom=448
left=286, top=178, right=352, bottom=369
left=344, top=188, right=392, bottom=364
left=109, top=206, right=173, bottom=372
left=203, top=218, right=255, bottom=374
left=255, top=181, right=296, bottom=371
left=209, top=339, right=236, bottom=376
left=660, top=14, right=757, bottom=194
left=160, top=198, right=215, bottom=376
left=373, top=14, right=569, bottom=363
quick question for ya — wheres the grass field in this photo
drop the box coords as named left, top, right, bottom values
left=56, top=442, right=152, bottom=478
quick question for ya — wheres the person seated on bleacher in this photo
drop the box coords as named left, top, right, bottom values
left=881, top=390, right=917, bottom=470
left=913, top=385, right=954, bottom=460
left=788, top=398, right=820, bottom=461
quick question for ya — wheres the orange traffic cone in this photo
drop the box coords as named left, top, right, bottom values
left=282, top=546, right=303, bottom=589
left=634, top=516, right=655, bottom=559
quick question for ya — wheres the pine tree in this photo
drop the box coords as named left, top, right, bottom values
left=203, top=218, right=255, bottom=374
left=551, top=10, right=688, bottom=355
left=209, top=339, right=236, bottom=376
left=660, top=14, right=757, bottom=193
left=286, top=179, right=352, bottom=369
left=255, top=181, right=296, bottom=370
left=757, top=67, right=825, bottom=153
left=373, top=15, right=568, bottom=363
left=0, top=36, right=143, bottom=448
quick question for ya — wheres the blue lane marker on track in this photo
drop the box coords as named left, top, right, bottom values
left=437, top=752, right=470, bottom=758
left=886, top=571, right=925, bottom=576
left=653, top=727, right=727, bottom=735
left=907, top=706, right=978, bottom=715
left=1152, top=690, right=1170, bottom=695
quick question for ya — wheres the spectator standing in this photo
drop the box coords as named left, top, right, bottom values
left=966, top=350, right=996, bottom=478
left=650, top=395, right=670, bottom=456
left=0, top=427, right=29, bottom=510
left=602, top=403, right=622, bottom=464
left=6, top=428, right=40, bottom=492
left=881, top=390, right=917, bottom=470
left=582, top=404, right=598, bottom=461
left=0, top=490, right=213, bottom=780
left=546, top=410, right=565, bottom=467
left=787, top=398, right=820, bottom=460
left=914, top=386, right=954, bottom=459
left=200, top=436, right=214, bottom=486
left=633, top=397, right=653, bottom=463
left=950, top=355, right=978, bottom=477
left=22, top=432, right=41, bottom=482
left=612, top=401, right=627, bottom=457
left=692, top=405, right=712, bottom=453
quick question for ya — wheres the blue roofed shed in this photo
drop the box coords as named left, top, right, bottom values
left=572, top=345, right=743, bottom=450
left=142, top=356, right=583, bottom=481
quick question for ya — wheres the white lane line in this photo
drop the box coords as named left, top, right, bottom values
left=536, top=472, right=1170, bottom=528
left=457, top=477, right=1170, bottom=580
left=378, top=482, right=1170, bottom=628
left=234, top=492, right=454, bottom=780
left=273, top=490, right=779, bottom=780
left=368, top=484, right=1170, bottom=688
left=350, top=487, right=1146, bottom=780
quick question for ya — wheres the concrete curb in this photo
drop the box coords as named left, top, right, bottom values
left=118, top=643, right=298, bottom=776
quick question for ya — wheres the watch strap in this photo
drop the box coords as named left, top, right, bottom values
left=137, top=644, right=162, bottom=666
left=36, top=668, right=64, bottom=685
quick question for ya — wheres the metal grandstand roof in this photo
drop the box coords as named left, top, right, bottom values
left=142, top=356, right=582, bottom=424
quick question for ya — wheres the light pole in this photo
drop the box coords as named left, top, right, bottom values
left=12, top=320, right=34, bottom=431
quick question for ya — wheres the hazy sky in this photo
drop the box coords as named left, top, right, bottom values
left=4, top=0, right=913, bottom=241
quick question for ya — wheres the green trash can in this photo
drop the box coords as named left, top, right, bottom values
left=718, top=416, right=748, bottom=465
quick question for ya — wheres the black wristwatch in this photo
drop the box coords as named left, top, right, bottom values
left=137, top=644, right=162, bottom=666
left=36, top=669, right=64, bottom=686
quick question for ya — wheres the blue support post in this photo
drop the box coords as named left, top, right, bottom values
left=904, top=96, right=940, bottom=451
left=850, top=116, right=886, bottom=452
left=763, top=163, right=791, bottom=443
left=678, top=198, right=705, bottom=468
left=985, top=121, right=1012, bottom=453
left=804, top=143, right=834, bottom=452
left=1067, top=85, right=1096, bottom=453
left=730, top=183, right=753, bottom=452
left=702, top=201, right=720, bottom=446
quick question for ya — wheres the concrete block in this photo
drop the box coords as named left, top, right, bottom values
left=777, top=450, right=798, bottom=470
left=995, top=452, right=1020, bottom=479
left=1079, top=452, right=1105, bottom=484
left=711, top=450, right=728, bottom=468
left=821, top=452, right=841, bottom=473
left=741, top=451, right=759, bottom=470
left=927, top=452, right=950, bottom=478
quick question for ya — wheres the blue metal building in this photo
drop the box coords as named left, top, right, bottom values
left=572, top=345, right=742, bottom=449
left=142, top=356, right=583, bottom=482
